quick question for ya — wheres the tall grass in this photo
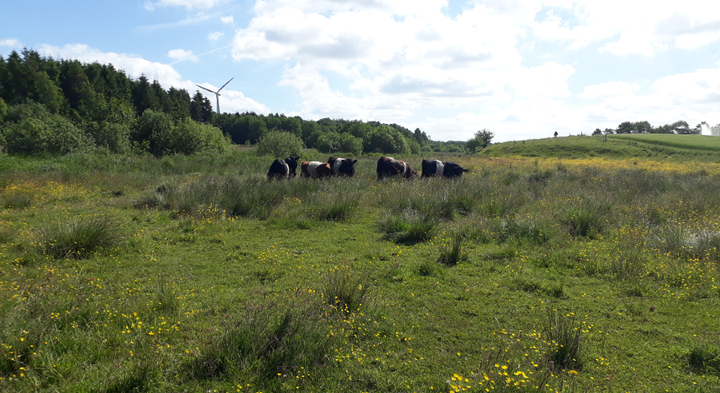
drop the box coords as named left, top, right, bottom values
left=542, top=311, right=583, bottom=371
left=185, top=303, right=332, bottom=384
left=437, top=231, right=467, bottom=266
left=323, top=269, right=371, bottom=314
left=38, top=215, right=122, bottom=259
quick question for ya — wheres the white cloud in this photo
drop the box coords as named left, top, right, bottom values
left=0, top=38, right=20, bottom=47
left=35, top=43, right=269, bottom=115
left=208, top=31, right=224, bottom=41
left=168, top=49, right=198, bottom=62
left=231, top=1, right=530, bottom=117
left=525, top=0, right=720, bottom=56
left=221, top=15, right=234, bottom=24
left=578, top=81, right=640, bottom=99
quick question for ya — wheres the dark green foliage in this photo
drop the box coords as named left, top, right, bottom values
left=687, top=344, right=720, bottom=375
left=190, top=90, right=213, bottom=123
left=256, top=130, right=305, bottom=158
left=4, top=108, right=91, bottom=154
left=363, top=125, right=410, bottom=154
left=466, top=129, right=494, bottom=152
left=38, top=215, right=122, bottom=259
left=315, top=132, right=363, bottom=155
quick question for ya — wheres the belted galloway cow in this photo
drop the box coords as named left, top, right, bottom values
left=376, top=157, right=416, bottom=179
left=267, top=156, right=300, bottom=180
left=421, top=159, right=468, bottom=178
left=300, top=161, right=333, bottom=179
left=328, top=157, right=357, bottom=177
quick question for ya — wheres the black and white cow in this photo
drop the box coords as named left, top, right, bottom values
left=328, top=157, right=358, bottom=177
left=267, top=156, right=300, bottom=180
left=377, top=156, right=416, bottom=179
left=421, top=159, right=468, bottom=178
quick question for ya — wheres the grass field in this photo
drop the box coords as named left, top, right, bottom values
left=1, top=145, right=720, bottom=392
left=483, top=133, right=720, bottom=161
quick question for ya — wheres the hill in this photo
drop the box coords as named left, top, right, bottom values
left=481, top=134, right=720, bottom=161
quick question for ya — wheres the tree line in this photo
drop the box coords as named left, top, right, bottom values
left=0, top=49, right=474, bottom=157
left=589, top=120, right=713, bottom=135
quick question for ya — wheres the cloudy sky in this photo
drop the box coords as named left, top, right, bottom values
left=2, top=0, right=719, bottom=142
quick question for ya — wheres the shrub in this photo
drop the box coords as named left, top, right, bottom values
left=4, top=115, right=90, bottom=155
left=38, top=215, right=122, bottom=259
left=86, top=121, right=132, bottom=153
left=168, top=117, right=230, bottom=156
left=256, top=129, right=304, bottom=158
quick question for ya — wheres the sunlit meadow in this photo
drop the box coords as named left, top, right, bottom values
left=1, top=150, right=720, bottom=392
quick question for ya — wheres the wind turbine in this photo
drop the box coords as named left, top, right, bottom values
left=195, top=77, right=234, bottom=114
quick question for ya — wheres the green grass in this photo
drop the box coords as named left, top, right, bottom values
left=2, top=151, right=720, bottom=391
left=482, top=133, right=720, bottom=161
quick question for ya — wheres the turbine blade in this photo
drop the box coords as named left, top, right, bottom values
left=217, top=77, right=234, bottom=93
left=196, top=84, right=218, bottom=94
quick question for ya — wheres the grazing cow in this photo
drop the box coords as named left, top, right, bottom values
left=267, top=156, right=300, bottom=180
left=328, top=157, right=358, bottom=177
left=421, top=159, right=468, bottom=178
left=376, top=156, right=416, bottom=179
left=300, top=161, right=333, bottom=179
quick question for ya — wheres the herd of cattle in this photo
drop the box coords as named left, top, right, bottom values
left=267, top=156, right=468, bottom=180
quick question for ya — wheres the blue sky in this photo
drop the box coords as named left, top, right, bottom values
left=2, top=0, right=719, bottom=142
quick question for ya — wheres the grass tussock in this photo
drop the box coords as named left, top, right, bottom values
left=184, top=303, right=332, bottom=384
left=436, top=231, right=467, bottom=266
left=379, top=209, right=438, bottom=245
left=542, top=311, right=583, bottom=371
left=323, top=268, right=371, bottom=314
left=38, top=215, right=122, bottom=259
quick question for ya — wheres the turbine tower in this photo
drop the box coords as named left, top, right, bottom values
left=195, top=77, right=234, bottom=114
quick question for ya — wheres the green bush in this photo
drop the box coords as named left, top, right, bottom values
left=86, top=121, right=131, bottom=153
left=256, top=129, right=305, bottom=158
left=4, top=114, right=91, bottom=155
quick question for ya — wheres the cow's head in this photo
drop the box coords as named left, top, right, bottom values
left=406, top=164, right=418, bottom=178
left=444, top=162, right=468, bottom=178
left=285, top=156, right=300, bottom=177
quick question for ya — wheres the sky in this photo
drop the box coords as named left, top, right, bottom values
left=2, top=0, right=720, bottom=142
